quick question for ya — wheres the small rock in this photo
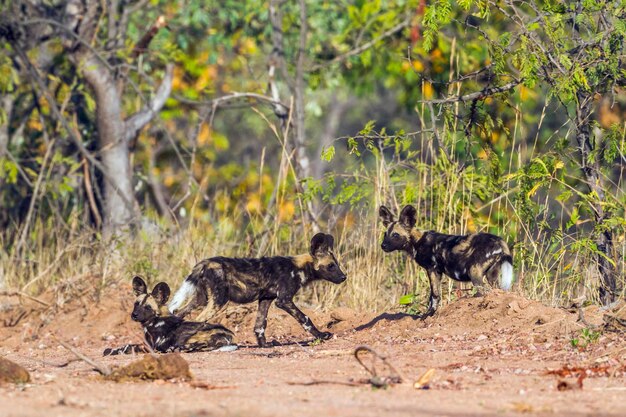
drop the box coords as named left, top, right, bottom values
left=477, top=334, right=488, bottom=341
left=0, top=357, right=30, bottom=384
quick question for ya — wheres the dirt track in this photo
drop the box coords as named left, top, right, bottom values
left=1, top=284, right=625, bottom=417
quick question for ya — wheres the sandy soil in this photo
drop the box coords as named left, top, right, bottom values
left=1, top=278, right=625, bottom=417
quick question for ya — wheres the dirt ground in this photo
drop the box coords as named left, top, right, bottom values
left=1, top=277, right=625, bottom=417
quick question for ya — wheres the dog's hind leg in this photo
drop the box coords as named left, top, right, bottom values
left=178, top=328, right=235, bottom=352
left=254, top=298, right=273, bottom=347
left=424, top=270, right=442, bottom=317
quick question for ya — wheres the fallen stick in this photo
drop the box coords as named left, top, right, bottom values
left=0, top=290, right=51, bottom=307
left=287, top=380, right=365, bottom=387
left=354, top=345, right=404, bottom=385
left=56, top=338, right=111, bottom=376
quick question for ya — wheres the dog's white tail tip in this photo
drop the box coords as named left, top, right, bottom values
left=500, top=261, right=514, bottom=291
left=168, top=280, right=196, bottom=314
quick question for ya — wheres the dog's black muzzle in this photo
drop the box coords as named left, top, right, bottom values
left=381, top=241, right=393, bottom=252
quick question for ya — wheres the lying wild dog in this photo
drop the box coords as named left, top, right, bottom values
left=379, top=205, right=513, bottom=317
left=103, top=276, right=235, bottom=355
left=168, top=233, right=347, bottom=347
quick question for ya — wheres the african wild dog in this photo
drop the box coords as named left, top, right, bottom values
left=168, top=233, right=347, bottom=347
left=103, top=276, right=235, bottom=355
left=379, top=205, right=513, bottom=317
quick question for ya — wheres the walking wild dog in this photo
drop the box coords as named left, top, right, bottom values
left=379, top=205, right=513, bottom=317
left=168, top=233, right=347, bottom=347
left=103, top=276, right=235, bottom=355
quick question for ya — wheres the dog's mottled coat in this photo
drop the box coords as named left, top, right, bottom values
left=168, top=233, right=347, bottom=347
left=379, top=205, right=513, bottom=316
left=103, top=277, right=235, bottom=355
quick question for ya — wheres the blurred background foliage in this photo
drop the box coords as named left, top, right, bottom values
left=0, top=0, right=624, bottom=310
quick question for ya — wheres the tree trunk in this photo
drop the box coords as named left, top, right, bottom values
left=0, top=95, right=12, bottom=157
left=575, top=91, right=617, bottom=305
left=80, top=54, right=138, bottom=236
left=294, top=0, right=310, bottom=181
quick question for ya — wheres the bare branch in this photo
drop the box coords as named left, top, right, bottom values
left=179, top=92, right=288, bottom=113
left=311, top=18, right=411, bottom=72
left=418, top=80, right=522, bottom=104
left=131, top=15, right=167, bottom=59
left=124, top=63, right=174, bottom=142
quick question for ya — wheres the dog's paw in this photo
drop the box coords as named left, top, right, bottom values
left=103, top=348, right=113, bottom=356
left=318, top=331, right=333, bottom=340
left=419, top=309, right=436, bottom=319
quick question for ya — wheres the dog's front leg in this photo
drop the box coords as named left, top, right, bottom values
left=275, top=298, right=332, bottom=341
left=103, top=344, right=148, bottom=356
left=254, top=298, right=273, bottom=347
left=423, top=270, right=442, bottom=318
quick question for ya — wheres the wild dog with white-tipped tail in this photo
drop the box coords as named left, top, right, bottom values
left=379, top=205, right=514, bottom=317
left=103, top=276, right=235, bottom=355
left=168, top=233, right=347, bottom=347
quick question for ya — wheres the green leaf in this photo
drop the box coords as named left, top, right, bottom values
left=399, top=294, right=415, bottom=305
left=321, top=145, right=335, bottom=162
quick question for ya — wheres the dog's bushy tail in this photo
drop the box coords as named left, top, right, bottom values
left=499, top=255, right=514, bottom=291
left=168, top=278, right=197, bottom=315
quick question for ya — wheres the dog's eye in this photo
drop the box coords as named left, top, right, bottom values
left=392, top=232, right=400, bottom=238
left=328, top=264, right=336, bottom=270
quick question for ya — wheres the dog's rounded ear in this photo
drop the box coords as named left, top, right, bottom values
left=132, top=276, right=147, bottom=296
left=379, top=205, right=394, bottom=227
left=399, top=205, right=417, bottom=229
left=324, top=234, right=335, bottom=250
left=310, top=233, right=333, bottom=256
left=151, top=282, right=171, bottom=306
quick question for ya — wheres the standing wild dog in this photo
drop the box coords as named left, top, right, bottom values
left=379, top=205, right=513, bottom=317
left=168, top=233, right=347, bottom=347
left=103, top=276, right=235, bottom=355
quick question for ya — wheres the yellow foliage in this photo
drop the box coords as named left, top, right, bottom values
left=28, top=118, right=43, bottom=132
left=412, top=60, right=424, bottom=72
left=246, top=194, right=262, bottom=214
left=195, top=66, right=217, bottom=91
left=278, top=201, right=295, bottom=222
left=163, top=173, right=176, bottom=188
left=464, top=209, right=476, bottom=233
left=422, top=81, right=434, bottom=99
left=401, top=61, right=410, bottom=72
left=430, top=49, right=442, bottom=59
left=241, top=38, right=258, bottom=55
left=162, top=167, right=176, bottom=187
left=197, top=124, right=211, bottom=146
left=520, top=85, right=529, bottom=101
left=215, top=193, right=231, bottom=213
left=172, top=66, right=187, bottom=91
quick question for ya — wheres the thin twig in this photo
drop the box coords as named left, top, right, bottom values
left=0, top=291, right=51, bottom=307
left=354, top=345, right=404, bottom=385
left=56, top=338, right=112, bottom=376
left=418, top=80, right=523, bottom=104
left=311, top=18, right=411, bottom=71
left=286, top=380, right=364, bottom=387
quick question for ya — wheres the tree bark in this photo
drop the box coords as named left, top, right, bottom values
left=575, top=91, right=617, bottom=305
left=80, top=54, right=139, bottom=235
left=294, top=0, right=310, bottom=180
left=0, top=95, right=12, bottom=157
